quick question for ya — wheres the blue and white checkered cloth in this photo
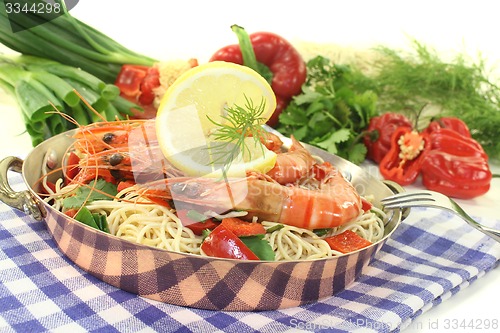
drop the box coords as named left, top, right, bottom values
left=1, top=173, right=499, bottom=333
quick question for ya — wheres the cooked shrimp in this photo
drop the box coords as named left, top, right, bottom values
left=136, top=162, right=362, bottom=230
left=69, top=120, right=182, bottom=185
left=260, top=131, right=283, bottom=153
left=266, top=136, right=316, bottom=185
left=72, top=120, right=145, bottom=153
left=67, top=119, right=362, bottom=229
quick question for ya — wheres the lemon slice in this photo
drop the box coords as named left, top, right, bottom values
left=168, top=137, right=277, bottom=178
left=155, top=61, right=277, bottom=177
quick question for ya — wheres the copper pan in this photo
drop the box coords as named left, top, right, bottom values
left=0, top=129, right=407, bottom=311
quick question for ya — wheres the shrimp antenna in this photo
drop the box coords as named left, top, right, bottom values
left=73, top=89, right=108, bottom=122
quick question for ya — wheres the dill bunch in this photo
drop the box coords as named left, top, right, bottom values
left=366, top=39, right=500, bottom=161
left=207, top=96, right=269, bottom=171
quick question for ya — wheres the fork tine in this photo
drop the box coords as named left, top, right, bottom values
left=382, top=190, right=500, bottom=242
left=381, top=191, right=433, bottom=203
left=381, top=191, right=436, bottom=209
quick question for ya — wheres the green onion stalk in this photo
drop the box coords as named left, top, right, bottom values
left=0, top=0, right=159, bottom=146
left=0, top=55, right=139, bottom=146
left=0, top=0, right=157, bottom=82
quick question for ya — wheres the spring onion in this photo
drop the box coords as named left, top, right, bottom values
left=0, top=54, right=138, bottom=146
left=0, top=0, right=157, bottom=83
left=0, top=0, right=158, bottom=146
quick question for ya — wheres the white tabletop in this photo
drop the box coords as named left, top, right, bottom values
left=1, top=1, right=499, bottom=332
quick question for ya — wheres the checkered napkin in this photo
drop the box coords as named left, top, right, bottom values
left=1, top=173, right=499, bottom=333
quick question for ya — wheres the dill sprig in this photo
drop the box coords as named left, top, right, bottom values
left=206, top=95, right=269, bottom=171
left=366, top=39, right=500, bottom=160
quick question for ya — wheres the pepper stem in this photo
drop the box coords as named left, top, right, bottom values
left=231, top=24, right=273, bottom=83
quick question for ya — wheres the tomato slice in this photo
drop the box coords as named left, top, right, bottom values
left=201, top=225, right=260, bottom=260
left=325, top=230, right=372, bottom=253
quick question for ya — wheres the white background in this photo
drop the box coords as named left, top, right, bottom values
left=1, top=1, right=499, bottom=331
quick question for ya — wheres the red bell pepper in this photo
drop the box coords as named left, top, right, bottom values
left=176, top=209, right=219, bottom=236
left=115, top=60, right=199, bottom=119
left=117, top=180, right=136, bottom=193
left=201, top=225, right=260, bottom=260
left=324, top=230, right=372, bottom=253
left=72, top=168, right=117, bottom=185
left=426, top=128, right=488, bottom=160
left=361, top=198, right=373, bottom=212
left=64, top=151, right=80, bottom=184
left=220, top=217, right=266, bottom=237
left=374, top=115, right=492, bottom=198
left=424, top=117, right=471, bottom=138
left=64, top=208, right=79, bottom=218
left=210, top=25, right=307, bottom=127
left=379, top=126, right=428, bottom=185
left=115, top=65, right=160, bottom=105
left=364, top=112, right=413, bottom=164
left=420, top=151, right=492, bottom=199
left=114, top=65, right=149, bottom=97
left=420, top=118, right=492, bottom=199
left=115, top=64, right=160, bottom=119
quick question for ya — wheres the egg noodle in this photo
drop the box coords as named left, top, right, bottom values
left=44, top=177, right=386, bottom=261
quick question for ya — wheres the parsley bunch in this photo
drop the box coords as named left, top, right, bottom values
left=277, top=56, right=377, bottom=164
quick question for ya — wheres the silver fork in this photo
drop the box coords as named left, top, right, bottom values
left=381, top=190, right=500, bottom=243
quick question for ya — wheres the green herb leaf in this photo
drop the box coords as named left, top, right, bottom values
left=63, top=179, right=117, bottom=209
left=206, top=95, right=268, bottom=173
left=277, top=56, right=377, bottom=164
left=240, top=235, right=275, bottom=261
left=201, top=229, right=212, bottom=241
left=315, top=128, right=350, bottom=154
left=265, top=224, right=284, bottom=233
left=347, top=143, right=368, bottom=165
left=294, top=87, right=323, bottom=105
left=313, top=228, right=331, bottom=236
left=73, top=207, right=109, bottom=233
left=186, top=210, right=208, bottom=222
left=74, top=206, right=100, bottom=230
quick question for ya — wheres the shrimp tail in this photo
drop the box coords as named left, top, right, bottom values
left=266, top=136, right=316, bottom=184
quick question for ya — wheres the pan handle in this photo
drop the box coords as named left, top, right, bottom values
left=0, top=157, right=43, bottom=221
